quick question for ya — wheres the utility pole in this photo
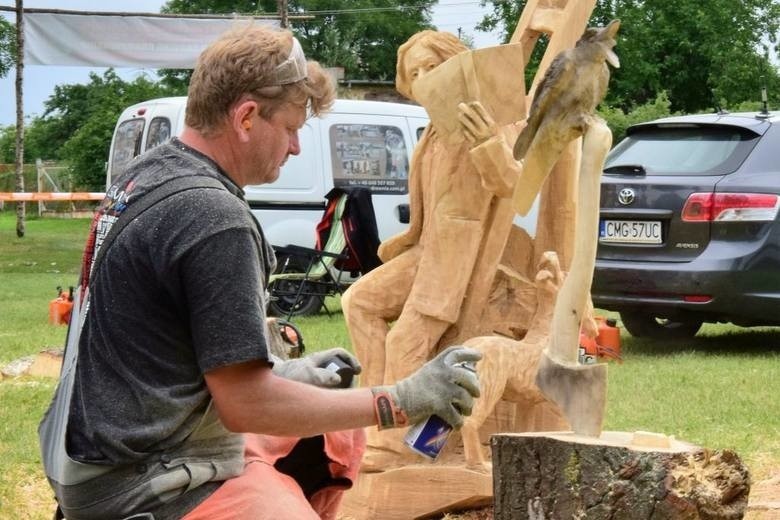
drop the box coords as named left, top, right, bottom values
left=277, top=0, right=288, bottom=28
left=15, top=0, right=25, bottom=238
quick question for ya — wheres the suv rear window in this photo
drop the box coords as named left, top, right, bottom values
left=606, top=125, right=760, bottom=176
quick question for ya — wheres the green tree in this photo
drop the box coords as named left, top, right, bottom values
left=290, top=0, right=436, bottom=80
left=2, top=69, right=178, bottom=190
left=0, top=118, right=57, bottom=164
left=40, top=70, right=173, bottom=189
left=159, top=0, right=436, bottom=89
left=478, top=0, right=780, bottom=114
left=598, top=91, right=677, bottom=143
left=0, top=124, right=15, bottom=163
left=0, top=17, right=15, bottom=78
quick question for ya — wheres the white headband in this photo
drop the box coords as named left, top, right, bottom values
left=272, top=37, right=308, bottom=85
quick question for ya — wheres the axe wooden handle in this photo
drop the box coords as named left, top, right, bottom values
left=512, top=130, right=578, bottom=216
left=511, top=138, right=560, bottom=216
left=547, top=121, right=612, bottom=364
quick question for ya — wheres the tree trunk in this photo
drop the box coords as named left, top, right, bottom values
left=492, top=432, right=750, bottom=520
left=15, top=0, right=25, bottom=238
left=276, top=0, right=288, bottom=28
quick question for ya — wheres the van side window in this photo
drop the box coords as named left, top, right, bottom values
left=329, top=124, right=409, bottom=195
left=416, top=126, right=426, bottom=140
left=110, top=118, right=145, bottom=183
left=146, top=117, right=172, bottom=152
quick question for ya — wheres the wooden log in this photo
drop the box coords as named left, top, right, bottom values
left=492, top=431, right=750, bottom=520
left=342, top=464, right=492, bottom=520
left=28, top=348, right=63, bottom=378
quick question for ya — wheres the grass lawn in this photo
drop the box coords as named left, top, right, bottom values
left=0, top=212, right=90, bottom=364
left=1, top=211, right=780, bottom=518
left=605, top=325, right=780, bottom=479
left=0, top=212, right=92, bottom=518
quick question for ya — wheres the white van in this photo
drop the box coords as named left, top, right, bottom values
left=107, top=97, right=429, bottom=250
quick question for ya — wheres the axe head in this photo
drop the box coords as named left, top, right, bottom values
left=535, top=351, right=607, bottom=436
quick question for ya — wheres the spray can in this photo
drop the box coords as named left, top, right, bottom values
left=403, top=361, right=477, bottom=459
left=404, top=414, right=453, bottom=459
left=318, top=355, right=355, bottom=388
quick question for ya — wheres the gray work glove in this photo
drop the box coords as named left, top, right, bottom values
left=373, top=346, right=482, bottom=430
left=271, top=348, right=362, bottom=388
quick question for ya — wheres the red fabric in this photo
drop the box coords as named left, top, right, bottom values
left=181, top=429, right=366, bottom=520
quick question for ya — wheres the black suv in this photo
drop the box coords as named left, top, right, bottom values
left=592, top=110, right=780, bottom=339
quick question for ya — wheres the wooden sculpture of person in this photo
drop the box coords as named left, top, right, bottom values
left=342, top=30, right=523, bottom=465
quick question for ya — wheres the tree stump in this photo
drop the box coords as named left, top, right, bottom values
left=492, top=431, right=750, bottom=520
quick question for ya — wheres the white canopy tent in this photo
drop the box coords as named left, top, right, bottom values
left=22, top=9, right=278, bottom=67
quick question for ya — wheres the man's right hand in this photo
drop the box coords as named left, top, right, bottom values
left=373, top=346, right=482, bottom=429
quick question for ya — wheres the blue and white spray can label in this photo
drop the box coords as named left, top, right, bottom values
left=403, top=414, right=452, bottom=459
left=403, top=360, right=477, bottom=459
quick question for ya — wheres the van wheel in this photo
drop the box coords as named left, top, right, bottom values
left=267, top=279, right=323, bottom=317
left=619, top=311, right=702, bottom=340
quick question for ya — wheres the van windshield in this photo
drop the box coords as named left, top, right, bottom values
left=109, top=119, right=145, bottom=185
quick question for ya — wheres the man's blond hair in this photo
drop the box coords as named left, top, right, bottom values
left=186, top=24, right=335, bottom=133
left=396, top=30, right=468, bottom=100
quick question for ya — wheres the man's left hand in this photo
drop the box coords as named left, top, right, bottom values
left=272, top=348, right=362, bottom=388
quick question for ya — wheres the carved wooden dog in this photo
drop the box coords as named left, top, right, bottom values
left=458, top=251, right=599, bottom=469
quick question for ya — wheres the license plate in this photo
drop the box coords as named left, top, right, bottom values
left=599, top=220, right=662, bottom=244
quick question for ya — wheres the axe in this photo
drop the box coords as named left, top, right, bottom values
left=534, top=119, right=612, bottom=436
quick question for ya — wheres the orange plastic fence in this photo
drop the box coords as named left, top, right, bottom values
left=0, top=192, right=105, bottom=201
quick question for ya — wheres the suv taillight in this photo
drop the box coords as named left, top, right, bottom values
left=681, top=192, right=780, bottom=222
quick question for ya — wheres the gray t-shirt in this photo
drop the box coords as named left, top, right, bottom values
left=67, top=138, right=274, bottom=464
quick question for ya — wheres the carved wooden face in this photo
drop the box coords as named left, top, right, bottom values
left=403, top=43, right=444, bottom=100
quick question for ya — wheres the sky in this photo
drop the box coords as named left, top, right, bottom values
left=0, top=0, right=502, bottom=126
